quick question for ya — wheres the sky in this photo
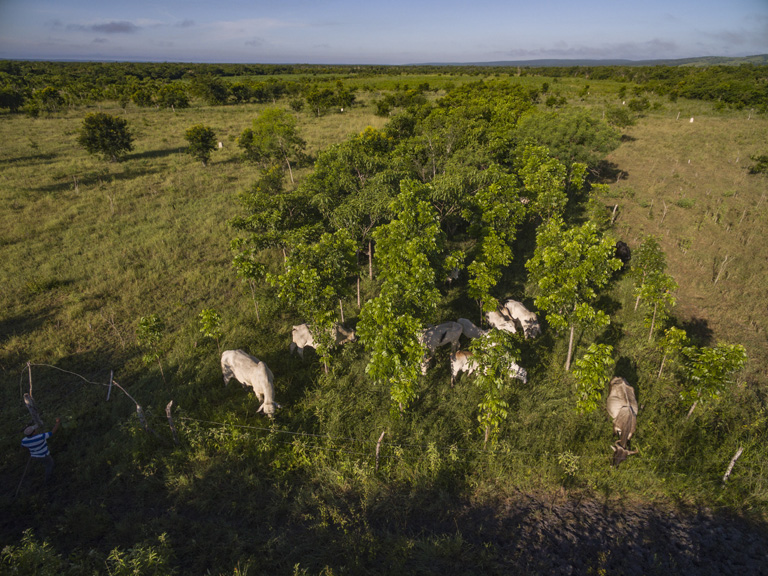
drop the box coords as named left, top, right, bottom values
left=0, top=0, right=766, bottom=65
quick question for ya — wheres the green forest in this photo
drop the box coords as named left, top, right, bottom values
left=1, top=61, right=767, bottom=574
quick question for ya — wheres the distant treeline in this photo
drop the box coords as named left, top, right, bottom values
left=1, top=60, right=766, bottom=113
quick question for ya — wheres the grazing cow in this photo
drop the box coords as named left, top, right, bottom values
left=615, top=241, right=631, bottom=267
left=449, top=350, right=528, bottom=386
left=457, top=317, right=489, bottom=340
left=420, top=321, right=463, bottom=374
left=499, top=299, right=541, bottom=338
left=289, top=323, right=357, bottom=359
left=486, top=310, right=518, bottom=334
left=221, top=350, right=280, bottom=417
left=606, top=376, right=638, bottom=447
left=611, top=442, right=638, bottom=467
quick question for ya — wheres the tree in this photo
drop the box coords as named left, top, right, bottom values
left=639, top=270, right=678, bottom=341
left=184, top=124, right=218, bottom=166
left=157, top=83, right=190, bottom=109
left=516, top=108, right=621, bottom=174
left=631, top=236, right=668, bottom=311
left=470, top=329, right=523, bottom=445
left=199, top=308, right=223, bottom=355
left=231, top=248, right=266, bottom=321
left=238, top=108, right=306, bottom=184
left=526, top=217, right=622, bottom=371
left=136, top=314, right=167, bottom=384
left=681, top=343, right=747, bottom=418
left=572, top=343, right=614, bottom=414
left=269, top=230, right=356, bottom=372
left=190, top=74, right=229, bottom=105
left=77, top=112, right=134, bottom=162
left=657, top=326, right=688, bottom=378
left=357, top=180, right=443, bottom=411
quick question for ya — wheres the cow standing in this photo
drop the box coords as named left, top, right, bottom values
left=221, top=350, right=280, bottom=417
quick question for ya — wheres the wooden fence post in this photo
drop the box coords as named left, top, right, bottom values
left=106, top=370, right=114, bottom=401
left=722, top=446, right=744, bottom=484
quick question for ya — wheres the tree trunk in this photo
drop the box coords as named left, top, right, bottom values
left=157, top=359, right=166, bottom=385
left=565, top=325, right=575, bottom=371
left=357, top=276, right=361, bottom=308
left=368, top=241, right=373, bottom=280
left=634, top=294, right=641, bottom=311
left=686, top=400, right=699, bottom=419
left=339, top=299, right=345, bottom=323
left=658, top=353, right=667, bottom=378
left=648, top=302, right=657, bottom=341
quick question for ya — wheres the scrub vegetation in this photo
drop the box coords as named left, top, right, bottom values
left=1, top=60, right=767, bottom=574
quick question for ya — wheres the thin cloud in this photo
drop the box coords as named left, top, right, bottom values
left=93, top=38, right=108, bottom=44
left=67, top=21, right=140, bottom=34
left=176, top=20, right=195, bottom=28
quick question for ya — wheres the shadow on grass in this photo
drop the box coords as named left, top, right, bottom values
left=2, top=152, right=57, bottom=166
left=127, top=147, right=185, bottom=161
left=681, top=316, right=714, bottom=346
left=31, top=165, right=164, bottom=194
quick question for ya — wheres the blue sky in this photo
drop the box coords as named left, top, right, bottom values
left=1, top=0, right=766, bottom=64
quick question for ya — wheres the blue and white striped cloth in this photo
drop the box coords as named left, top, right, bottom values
left=21, top=432, right=52, bottom=457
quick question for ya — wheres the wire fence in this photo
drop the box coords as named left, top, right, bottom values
left=15, top=362, right=762, bottom=484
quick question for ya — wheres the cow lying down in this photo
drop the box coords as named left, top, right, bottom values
left=449, top=350, right=528, bottom=386
left=221, top=349, right=280, bottom=417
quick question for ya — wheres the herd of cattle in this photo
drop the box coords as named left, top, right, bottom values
left=219, top=297, right=639, bottom=466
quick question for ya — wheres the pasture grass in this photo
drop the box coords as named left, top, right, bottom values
left=1, top=77, right=767, bottom=574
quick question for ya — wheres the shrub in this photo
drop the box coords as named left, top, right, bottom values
left=77, top=112, right=134, bottom=162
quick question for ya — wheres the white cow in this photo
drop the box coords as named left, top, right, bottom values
left=499, top=299, right=541, bottom=338
left=289, top=323, right=357, bottom=359
left=221, top=350, right=280, bottom=417
left=457, top=318, right=489, bottom=340
left=420, top=321, right=463, bottom=374
left=606, top=376, right=638, bottom=448
left=449, top=350, right=528, bottom=386
left=486, top=310, right=518, bottom=334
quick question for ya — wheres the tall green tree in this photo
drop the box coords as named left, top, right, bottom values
left=526, top=217, right=622, bottom=371
left=357, top=180, right=443, bottom=411
left=77, top=112, right=134, bottom=162
left=238, top=108, right=306, bottom=183
left=639, top=270, right=678, bottom=341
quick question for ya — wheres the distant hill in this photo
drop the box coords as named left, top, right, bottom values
left=420, top=54, right=768, bottom=67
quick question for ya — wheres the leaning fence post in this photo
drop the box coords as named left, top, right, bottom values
left=375, top=430, right=386, bottom=473
left=23, top=393, right=45, bottom=430
left=166, top=400, right=179, bottom=445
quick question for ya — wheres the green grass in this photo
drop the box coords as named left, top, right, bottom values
left=1, top=78, right=767, bottom=574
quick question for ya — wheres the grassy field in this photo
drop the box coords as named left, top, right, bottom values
left=1, top=73, right=767, bottom=573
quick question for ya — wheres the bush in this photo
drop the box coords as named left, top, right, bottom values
left=184, top=124, right=218, bottom=166
left=77, top=112, right=134, bottom=162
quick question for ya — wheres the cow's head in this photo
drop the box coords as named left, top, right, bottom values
left=611, top=442, right=638, bottom=467
left=258, top=401, right=281, bottom=418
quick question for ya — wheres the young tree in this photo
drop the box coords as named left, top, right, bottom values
left=238, top=108, right=306, bottom=183
left=682, top=343, right=747, bottom=418
left=469, top=329, right=523, bottom=445
left=631, top=236, right=667, bottom=311
left=77, top=112, right=134, bottom=162
left=357, top=180, right=443, bottom=411
left=184, top=124, right=218, bottom=166
left=657, top=326, right=688, bottom=378
left=269, top=229, right=357, bottom=372
left=136, top=314, right=167, bottom=384
left=639, top=270, right=678, bottom=340
left=231, top=247, right=266, bottom=321
left=572, top=343, right=614, bottom=414
left=199, top=308, right=223, bottom=355
left=526, top=217, right=622, bottom=371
